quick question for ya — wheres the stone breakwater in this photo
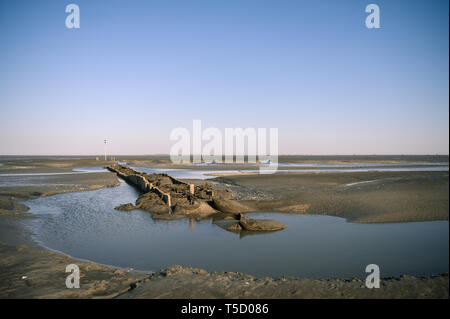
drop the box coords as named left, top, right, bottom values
left=106, top=164, right=286, bottom=232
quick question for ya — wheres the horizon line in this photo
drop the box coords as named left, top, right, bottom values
left=0, top=154, right=449, bottom=157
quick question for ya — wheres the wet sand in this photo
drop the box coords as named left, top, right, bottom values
left=215, top=170, right=449, bottom=223
left=117, top=265, right=448, bottom=299
left=0, top=156, right=448, bottom=298
left=0, top=217, right=144, bottom=299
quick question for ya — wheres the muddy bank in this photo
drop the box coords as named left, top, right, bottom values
left=117, top=265, right=448, bottom=299
left=0, top=241, right=144, bottom=299
left=118, top=154, right=449, bottom=170
left=0, top=172, right=120, bottom=215
left=215, top=171, right=449, bottom=223
left=0, top=157, right=117, bottom=174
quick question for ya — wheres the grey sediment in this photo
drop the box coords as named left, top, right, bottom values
left=0, top=157, right=448, bottom=298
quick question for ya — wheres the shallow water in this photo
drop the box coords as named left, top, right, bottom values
left=135, top=165, right=449, bottom=180
left=277, top=162, right=450, bottom=167
left=24, top=182, right=449, bottom=278
left=135, top=167, right=244, bottom=180
left=72, top=167, right=107, bottom=173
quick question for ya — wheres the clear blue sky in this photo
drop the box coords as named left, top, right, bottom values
left=0, top=0, right=448, bottom=155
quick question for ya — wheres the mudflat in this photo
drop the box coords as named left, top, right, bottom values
left=0, top=156, right=448, bottom=298
left=216, top=170, right=449, bottom=223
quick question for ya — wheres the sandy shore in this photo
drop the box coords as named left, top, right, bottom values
left=214, top=170, right=449, bottom=223
left=0, top=156, right=448, bottom=298
left=117, top=265, right=448, bottom=299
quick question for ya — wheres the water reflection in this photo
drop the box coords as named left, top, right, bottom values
left=24, top=182, right=449, bottom=278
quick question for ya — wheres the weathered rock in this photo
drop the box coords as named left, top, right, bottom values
left=177, top=201, right=217, bottom=216
left=212, top=198, right=251, bottom=213
left=173, top=199, right=201, bottom=212
left=226, top=222, right=243, bottom=231
left=107, top=164, right=231, bottom=218
left=224, top=214, right=240, bottom=220
left=214, top=213, right=285, bottom=233
left=144, top=205, right=172, bottom=215
left=237, top=213, right=247, bottom=220
left=239, top=218, right=286, bottom=231
left=135, top=192, right=167, bottom=213
left=114, top=203, right=137, bottom=211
